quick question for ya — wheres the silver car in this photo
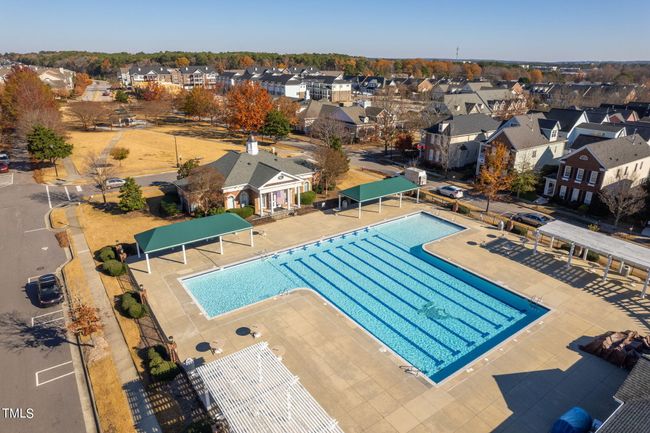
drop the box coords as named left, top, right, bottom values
left=105, top=177, right=126, bottom=189
left=512, top=212, right=552, bottom=227
left=436, top=185, right=464, bottom=199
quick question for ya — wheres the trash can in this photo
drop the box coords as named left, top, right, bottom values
left=622, top=265, right=632, bottom=277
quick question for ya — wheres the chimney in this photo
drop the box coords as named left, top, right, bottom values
left=246, top=135, right=259, bottom=155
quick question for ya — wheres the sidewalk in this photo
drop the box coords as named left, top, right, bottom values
left=65, top=206, right=161, bottom=433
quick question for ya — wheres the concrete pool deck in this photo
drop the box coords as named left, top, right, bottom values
left=129, top=199, right=650, bottom=433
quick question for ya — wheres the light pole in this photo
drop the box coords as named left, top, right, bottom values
left=174, top=135, right=180, bottom=168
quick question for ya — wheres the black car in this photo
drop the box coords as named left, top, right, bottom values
left=36, top=274, right=64, bottom=307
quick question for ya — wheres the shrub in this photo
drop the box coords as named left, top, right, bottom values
left=577, top=204, right=589, bottom=215
left=586, top=251, right=600, bottom=262
left=300, top=191, right=317, bottom=205
left=226, top=205, right=254, bottom=219
left=128, top=302, right=146, bottom=319
left=97, top=246, right=115, bottom=262
left=102, top=259, right=127, bottom=277
left=146, top=345, right=179, bottom=381
left=160, top=197, right=181, bottom=217
left=456, top=204, right=471, bottom=215
left=120, top=292, right=146, bottom=318
left=184, top=421, right=213, bottom=433
left=511, top=225, right=528, bottom=236
left=587, top=223, right=600, bottom=232
left=121, top=292, right=136, bottom=311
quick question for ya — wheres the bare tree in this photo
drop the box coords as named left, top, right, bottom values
left=475, top=143, right=515, bottom=213
left=185, top=166, right=225, bottom=212
left=86, top=152, right=117, bottom=204
left=373, top=87, right=401, bottom=155
left=67, top=303, right=102, bottom=347
left=314, top=146, right=349, bottom=196
left=310, top=117, right=349, bottom=147
left=15, top=108, right=65, bottom=141
left=69, top=101, right=110, bottom=130
left=599, top=175, right=646, bottom=228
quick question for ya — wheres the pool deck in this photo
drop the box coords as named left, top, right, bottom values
left=129, top=198, right=650, bottom=433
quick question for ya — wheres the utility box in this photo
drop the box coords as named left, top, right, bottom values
left=405, top=167, right=427, bottom=186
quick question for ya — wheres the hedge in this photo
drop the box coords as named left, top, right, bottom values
left=160, top=197, right=181, bottom=217
left=300, top=191, right=317, bottom=205
left=97, top=246, right=116, bottom=263
left=586, top=251, right=600, bottom=262
left=226, top=205, right=254, bottom=219
left=102, top=259, right=127, bottom=277
left=146, top=345, right=180, bottom=381
left=184, top=421, right=213, bottom=433
left=120, top=292, right=146, bottom=319
left=511, top=225, right=528, bottom=236
left=456, top=204, right=471, bottom=215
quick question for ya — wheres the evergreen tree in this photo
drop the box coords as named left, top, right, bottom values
left=26, top=125, right=73, bottom=177
left=177, top=158, right=199, bottom=180
left=511, top=166, right=539, bottom=198
left=118, top=177, right=146, bottom=212
left=260, top=109, right=291, bottom=141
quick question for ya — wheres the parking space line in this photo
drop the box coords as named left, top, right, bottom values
left=75, top=185, right=82, bottom=192
left=64, top=186, right=71, bottom=201
left=0, top=172, right=13, bottom=188
left=24, top=227, right=47, bottom=233
left=31, top=309, right=64, bottom=327
left=35, top=361, right=75, bottom=387
left=45, top=185, right=52, bottom=209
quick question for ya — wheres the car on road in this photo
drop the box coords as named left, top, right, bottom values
left=105, top=177, right=126, bottom=189
left=436, top=185, right=464, bottom=199
left=512, top=212, right=553, bottom=227
left=0, top=162, right=8, bottom=173
left=0, top=152, right=9, bottom=162
left=36, top=274, right=64, bottom=307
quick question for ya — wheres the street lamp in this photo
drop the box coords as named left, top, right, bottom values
left=174, top=135, right=180, bottom=168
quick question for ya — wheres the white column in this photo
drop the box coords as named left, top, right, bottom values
left=220, top=236, right=223, bottom=254
left=250, top=228, right=254, bottom=247
left=533, top=230, right=540, bottom=255
left=416, top=189, right=420, bottom=203
left=271, top=193, right=274, bottom=215
left=182, top=244, right=187, bottom=265
left=297, top=184, right=301, bottom=208
left=550, top=236, right=555, bottom=249
left=619, top=260, right=625, bottom=273
left=378, top=197, right=382, bottom=213
left=145, top=253, right=151, bottom=274
left=136, top=241, right=141, bottom=258
left=603, top=255, right=613, bottom=281
left=582, top=248, right=589, bottom=260
left=399, top=193, right=403, bottom=207
left=338, top=195, right=341, bottom=209
left=358, top=202, right=361, bottom=218
left=286, top=188, right=291, bottom=210
left=566, top=242, right=575, bottom=267
left=260, top=193, right=265, bottom=216
left=642, top=271, right=650, bottom=298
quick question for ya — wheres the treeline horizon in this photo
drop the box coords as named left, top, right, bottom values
left=4, top=51, right=650, bottom=85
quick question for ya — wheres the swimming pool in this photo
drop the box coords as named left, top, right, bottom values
left=183, top=212, right=548, bottom=382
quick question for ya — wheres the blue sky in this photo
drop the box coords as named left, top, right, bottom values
left=1, top=0, right=648, bottom=62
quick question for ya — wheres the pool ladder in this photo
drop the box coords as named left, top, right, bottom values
left=400, top=365, right=422, bottom=376
left=530, top=295, right=543, bottom=304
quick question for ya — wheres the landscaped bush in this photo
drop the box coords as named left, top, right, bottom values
left=97, top=246, right=116, bottom=262
left=577, top=204, right=589, bottom=215
left=456, top=204, right=471, bottom=215
left=128, top=302, right=146, bottom=319
left=300, top=191, right=317, bottom=205
left=226, top=205, right=254, bottom=219
left=160, top=197, right=181, bottom=217
left=146, top=345, right=179, bottom=381
left=102, top=259, right=127, bottom=277
left=511, top=225, right=528, bottom=236
left=586, top=251, right=600, bottom=262
left=120, top=292, right=146, bottom=319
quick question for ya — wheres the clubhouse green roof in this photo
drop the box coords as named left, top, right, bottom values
left=134, top=213, right=252, bottom=254
left=339, top=176, right=419, bottom=203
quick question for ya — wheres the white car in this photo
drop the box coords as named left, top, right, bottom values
left=0, top=152, right=9, bottom=162
left=436, top=185, right=464, bottom=199
left=105, top=178, right=126, bottom=189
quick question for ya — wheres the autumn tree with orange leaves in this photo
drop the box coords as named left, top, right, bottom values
left=274, top=96, right=299, bottom=126
left=463, top=63, right=482, bottom=81
left=225, top=82, right=273, bottom=132
left=529, top=69, right=543, bottom=83
left=68, top=302, right=102, bottom=347
left=476, top=143, right=515, bottom=213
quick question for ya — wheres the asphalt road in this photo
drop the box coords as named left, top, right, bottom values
left=0, top=150, right=87, bottom=432
left=81, top=81, right=111, bottom=102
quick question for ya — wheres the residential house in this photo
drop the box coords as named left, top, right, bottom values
left=568, top=122, right=627, bottom=147
left=544, top=108, right=589, bottom=137
left=175, top=136, right=314, bottom=216
left=302, top=74, right=352, bottom=102
left=601, top=102, right=650, bottom=119
left=421, top=114, right=500, bottom=169
left=478, top=113, right=566, bottom=174
left=548, top=135, right=650, bottom=204
left=429, top=93, right=492, bottom=116
left=179, top=66, right=218, bottom=89
left=296, top=99, right=330, bottom=133
left=319, top=104, right=376, bottom=141
left=258, top=73, right=306, bottom=98
left=126, top=66, right=175, bottom=86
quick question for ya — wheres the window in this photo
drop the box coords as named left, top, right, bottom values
left=303, top=181, right=310, bottom=192
left=575, top=168, right=584, bottom=183
left=226, top=196, right=235, bottom=209
left=584, top=191, right=593, bottom=205
left=239, top=191, right=249, bottom=207
left=563, top=165, right=572, bottom=179
left=588, top=171, right=598, bottom=185
left=559, top=185, right=567, bottom=199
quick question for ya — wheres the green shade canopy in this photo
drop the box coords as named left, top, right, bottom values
left=339, top=176, right=419, bottom=203
left=134, top=213, right=252, bottom=254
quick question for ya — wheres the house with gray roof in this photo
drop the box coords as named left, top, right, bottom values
left=569, top=122, right=627, bottom=145
left=175, top=136, right=314, bottom=216
left=421, top=114, right=500, bottom=169
left=179, top=66, right=218, bottom=89
left=479, top=113, right=566, bottom=174
left=550, top=134, right=650, bottom=205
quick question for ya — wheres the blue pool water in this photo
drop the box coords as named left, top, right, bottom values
left=183, top=213, right=548, bottom=382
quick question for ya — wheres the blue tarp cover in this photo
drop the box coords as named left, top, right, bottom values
left=550, top=407, right=593, bottom=433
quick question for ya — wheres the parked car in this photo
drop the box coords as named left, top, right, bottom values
left=0, top=162, right=8, bottom=173
left=436, top=185, right=464, bottom=199
left=105, top=178, right=126, bottom=189
left=0, top=152, right=9, bottom=162
left=36, top=274, right=64, bottom=307
left=512, top=212, right=552, bottom=227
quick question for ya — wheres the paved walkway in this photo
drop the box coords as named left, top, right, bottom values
left=99, top=130, right=124, bottom=164
left=66, top=206, right=161, bottom=433
left=62, top=156, right=82, bottom=182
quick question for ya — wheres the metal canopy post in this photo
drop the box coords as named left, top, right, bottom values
left=182, top=244, right=187, bottom=265
left=582, top=248, right=589, bottom=260
left=136, top=241, right=141, bottom=258
left=338, top=195, right=341, bottom=210
left=220, top=236, right=224, bottom=254
left=566, top=242, right=575, bottom=267
left=416, top=188, right=420, bottom=203
left=533, top=230, right=540, bottom=255
left=549, top=236, right=555, bottom=249
left=643, top=271, right=650, bottom=298
left=603, top=255, right=613, bottom=281
left=399, top=193, right=403, bottom=207
left=250, top=228, right=254, bottom=247
left=378, top=197, right=382, bottom=213
left=358, top=202, right=361, bottom=218
left=619, top=260, right=625, bottom=273
left=145, top=253, right=151, bottom=274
